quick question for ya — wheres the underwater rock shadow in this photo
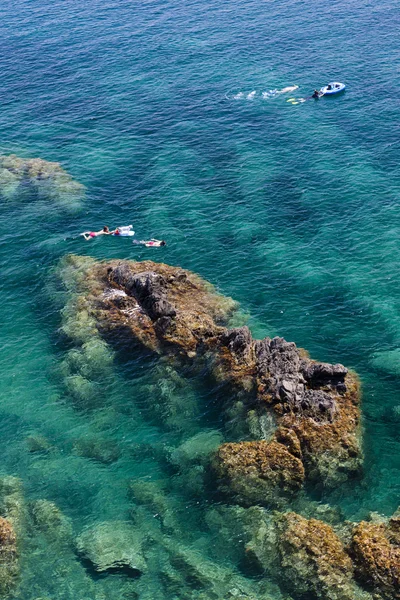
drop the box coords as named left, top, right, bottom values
left=78, top=555, right=143, bottom=581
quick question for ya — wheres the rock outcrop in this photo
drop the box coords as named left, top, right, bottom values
left=59, top=256, right=363, bottom=505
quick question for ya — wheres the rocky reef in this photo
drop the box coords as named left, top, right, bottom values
left=59, top=255, right=362, bottom=506
left=0, top=153, right=84, bottom=209
left=47, top=255, right=400, bottom=600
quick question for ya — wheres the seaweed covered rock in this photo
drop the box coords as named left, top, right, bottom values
left=0, top=517, right=18, bottom=597
left=0, top=153, right=85, bottom=208
left=274, top=512, right=355, bottom=600
left=0, top=477, right=25, bottom=597
left=76, top=521, right=146, bottom=575
left=58, top=256, right=363, bottom=502
left=245, top=510, right=372, bottom=600
left=213, top=436, right=305, bottom=507
left=350, top=517, right=400, bottom=599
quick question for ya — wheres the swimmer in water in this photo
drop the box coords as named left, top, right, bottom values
left=279, top=85, right=299, bottom=94
left=133, top=239, right=166, bottom=247
left=312, top=89, right=321, bottom=99
left=81, top=226, right=112, bottom=240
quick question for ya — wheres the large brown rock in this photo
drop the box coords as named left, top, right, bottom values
left=274, top=512, right=355, bottom=600
left=350, top=519, right=400, bottom=599
left=212, top=435, right=305, bottom=507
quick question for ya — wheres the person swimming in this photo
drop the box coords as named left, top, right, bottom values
left=81, top=226, right=112, bottom=240
left=278, top=85, right=299, bottom=94
left=132, top=239, right=166, bottom=247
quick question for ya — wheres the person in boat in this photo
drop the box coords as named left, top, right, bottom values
left=312, top=89, right=320, bottom=99
left=133, top=239, right=166, bottom=247
left=81, top=226, right=112, bottom=240
left=327, top=84, right=332, bottom=90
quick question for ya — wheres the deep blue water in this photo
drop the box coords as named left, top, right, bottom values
left=0, top=0, right=399, bottom=597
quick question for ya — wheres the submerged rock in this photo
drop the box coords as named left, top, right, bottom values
left=58, top=256, right=363, bottom=504
left=0, top=517, right=18, bottom=597
left=350, top=515, right=400, bottom=599
left=76, top=521, right=146, bottom=575
left=246, top=510, right=373, bottom=600
left=213, top=438, right=305, bottom=507
left=25, top=434, right=53, bottom=454
left=370, top=348, right=400, bottom=377
left=274, top=512, right=355, bottom=600
left=0, top=477, right=26, bottom=536
left=29, top=500, right=73, bottom=546
left=169, top=430, right=223, bottom=469
left=158, top=538, right=274, bottom=600
left=0, top=153, right=85, bottom=208
left=73, top=437, right=121, bottom=464
left=0, top=477, right=26, bottom=597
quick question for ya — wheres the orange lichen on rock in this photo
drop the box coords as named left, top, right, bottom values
left=213, top=439, right=305, bottom=507
left=350, top=520, right=400, bottom=599
left=276, top=512, right=355, bottom=600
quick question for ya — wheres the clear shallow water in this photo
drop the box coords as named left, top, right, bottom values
left=0, top=0, right=399, bottom=597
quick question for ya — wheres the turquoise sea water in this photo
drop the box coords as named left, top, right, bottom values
left=0, top=0, right=399, bottom=597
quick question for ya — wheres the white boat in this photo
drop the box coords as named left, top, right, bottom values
left=320, top=82, right=346, bottom=96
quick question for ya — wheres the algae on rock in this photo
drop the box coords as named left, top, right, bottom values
left=350, top=516, right=400, bottom=599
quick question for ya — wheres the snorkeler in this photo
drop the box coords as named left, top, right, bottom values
left=132, top=239, right=166, bottom=247
left=81, top=226, right=112, bottom=240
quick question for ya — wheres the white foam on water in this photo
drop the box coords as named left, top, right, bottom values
left=246, top=91, right=256, bottom=100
